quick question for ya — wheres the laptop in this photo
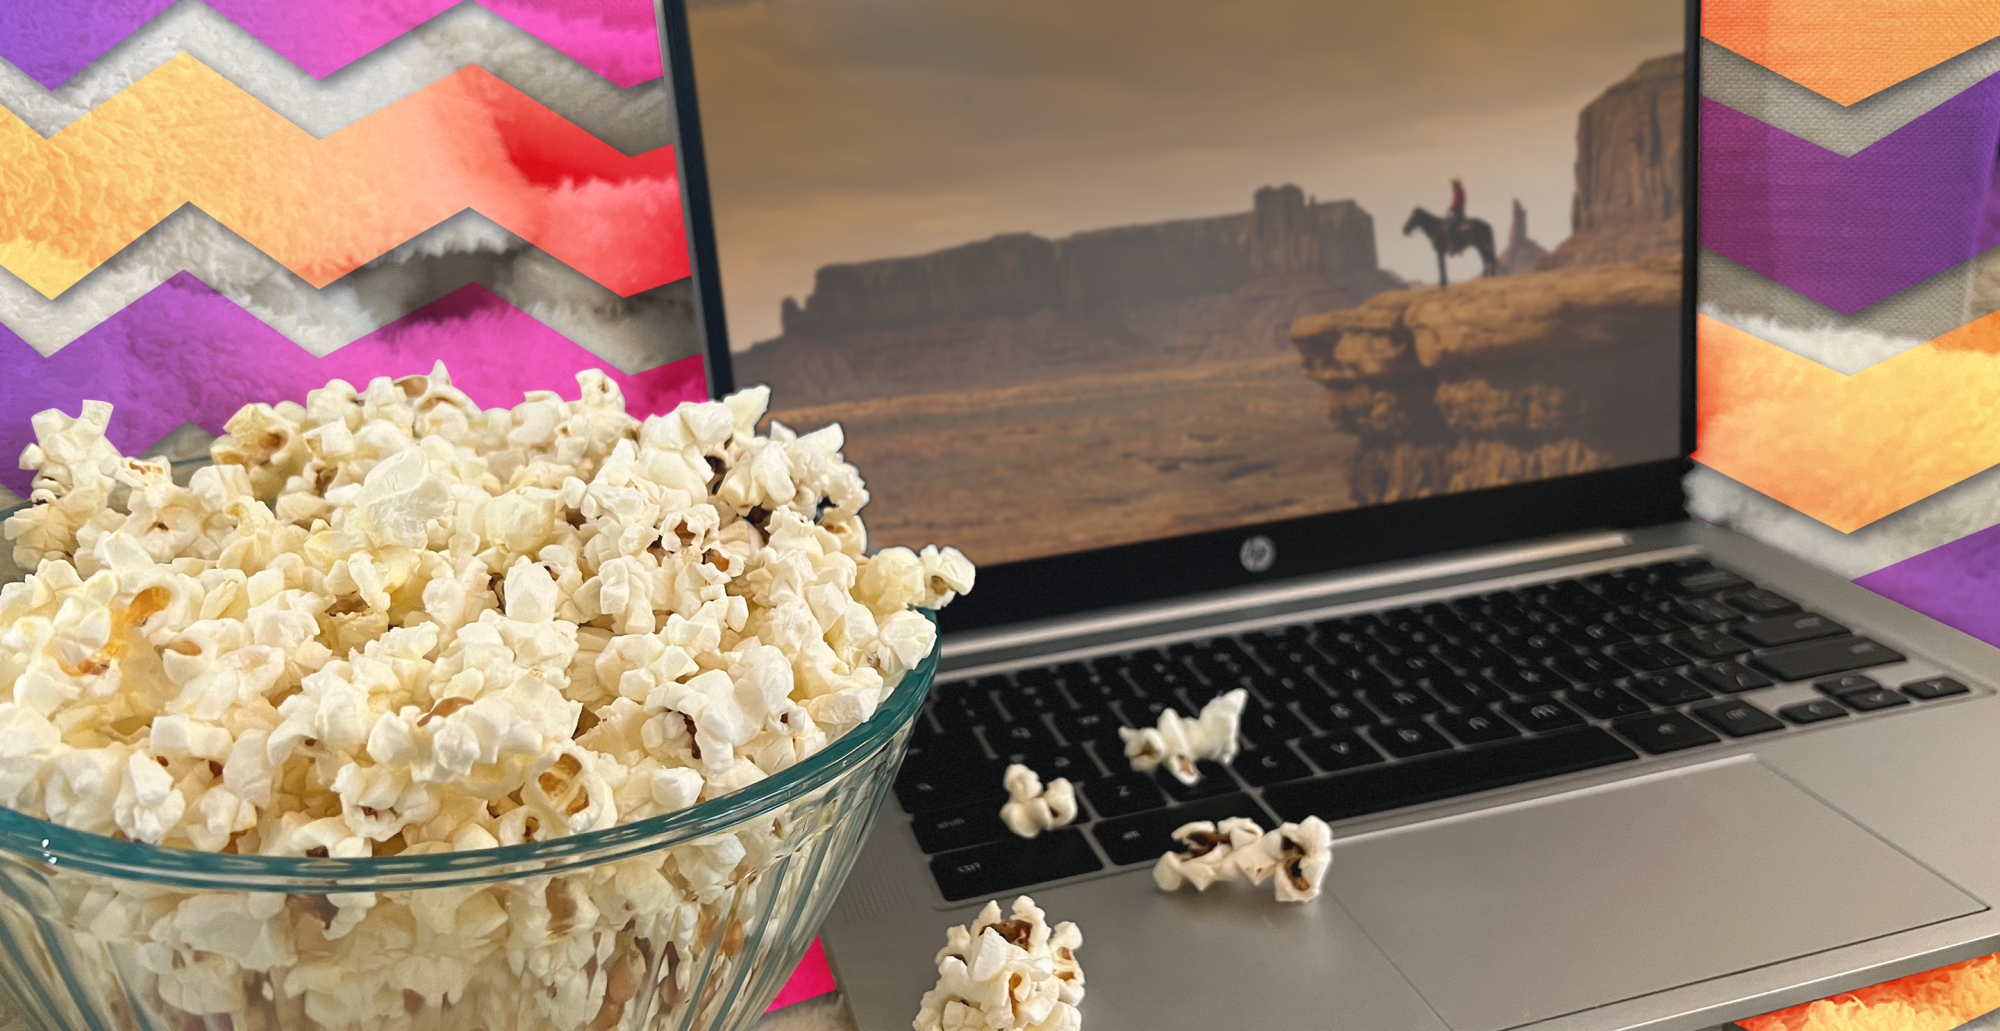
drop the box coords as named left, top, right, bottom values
left=657, top=1, right=2000, bottom=1028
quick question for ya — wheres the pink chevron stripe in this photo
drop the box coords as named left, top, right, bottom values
left=0, top=273, right=706, bottom=495
left=2, top=1, right=662, bottom=89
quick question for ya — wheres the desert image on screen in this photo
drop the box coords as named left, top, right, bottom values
left=691, top=0, right=1686, bottom=566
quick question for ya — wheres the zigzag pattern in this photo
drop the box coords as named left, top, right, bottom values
left=1702, top=36, right=2000, bottom=157
left=1699, top=248, right=2000, bottom=362
left=0, top=55, right=684, bottom=299
left=0, top=273, right=706, bottom=497
left=0, top=208, right=697, bottom=366
left=0, top=2, right=671, bottom=151
left=1694, top=313, right=2000, bottom=532
left=1698, top=88, right=2000, bottom=315
left=0, top=0, right=662, bottom=90
left=1703, top=1, right=2000, bottom=104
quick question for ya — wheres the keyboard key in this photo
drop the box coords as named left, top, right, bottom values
left=908, top=720, right=981, bottom=769
left=1232, top=745, right=1313, bottom=786
left=1628, top=674, right=1710, bottom=707
left=1843, top=688, right=1911, bottom=712
left=1301, top=695, right=1376, bottom=731
left=1380, top=652, right=1451, bottom=682
left=1429, top=675, right=1510, bottom=710
left=1092, top=792, right=1270, bottom=867
left=1367, top=685, right=1444, bottom=719
left=1122, top=695, right=1189, bottom=725
left=1722, top=588, right=1801, bottom=616
left=1125, top=651, right=1199, bottom=693
left=1610, top=642, right=1689, bottom=673
left=1157, top=762, right=1238, bottom=801
left=1434, top=641, right=1506, bottom=673
left=1082, top=773, right=1167, bottom=818
left=911, top=799, right=1010, bottom=853
left=1496, top=630, right=1572, bottom=662
left=1672, top=627, right=1751, bottom=661
left=1244, top=670, right=1319, bottom=703
left=1367, top=720, right=1455, bottom=758
left=1690, top=663, right=1774, bottom=694
left=1502, top=697, right=1586, bottom=733
left=1240, top=704, right=1312, bottom=746
left=1263, top=728, right=1637, bottom=824
left=1736, top=613, right=1849, bottom=649
left=931, top=829, right=1102, bottom=901
left=1179, top=642, right=1261, bottom=685
left=1319, top=663, right=1392, bottom=693
left=1689, top=699, right=1784, bottom=737
left=1053, top=706, right=1121, bottom=745
left=1299, top=731, right=1384, bottom=772
left=1675, top=568, right=1750, bottom=595
left=1671, top=598, right=1741, bottom=626
left=897, top=759, right=1004, bottom=813
left=1813, top=673, right=1880, bottom=698
left=1751, top=637, right=1905, bottom=683
left=1001, top=745, right=1097, bottom=784
left=1564, top=684, right=1651, bottom=720
left=1437, top=710, right=1521, bottom=746
left=1903, top=676, right=1971, bottom=700
left=1486, top=665, right=1565, bottom=698
left=1606, top=610, right=1687, bottom=637
left=1612, top=712, right=1721, bottom=754
left=1548, top=652, right=1630, bottom=686
left=1003, top=679, right=1065, bottom=717
left=1554, top=620, right=1629, bottom=650
left=1780, top=699, right=1849, bottom=725
left=987, top=720, right=1055, bottom=756
left=934, top=686, right=1004, bottom=729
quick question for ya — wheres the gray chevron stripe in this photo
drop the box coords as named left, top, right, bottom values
left=0, top=208, right=699, bottom=374
left=1687, top=462, right=2000, bottom=578
left=1697, top=248, right=2000, bottom=371
left=0, top=0, right=672, bottom=155
left=1702, top=36, right=2000, bottom=157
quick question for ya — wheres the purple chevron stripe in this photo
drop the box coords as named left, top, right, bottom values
left=1, top=273, right=705, bottom=495
left=1700, top=88, right=2000, bottom=316
left=0, top=1, right=663, bottom=89
left=1856, top=524, right=2000, bottom=650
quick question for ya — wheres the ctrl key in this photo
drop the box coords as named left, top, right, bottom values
left=930, top=829, right=1103, bottom=902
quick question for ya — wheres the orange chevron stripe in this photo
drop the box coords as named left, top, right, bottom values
left=0, top=54, right=683, bottom=298
left=1703, top=1, right=2000, bottom=105
left=1694, top=313, right=2000, bottom=532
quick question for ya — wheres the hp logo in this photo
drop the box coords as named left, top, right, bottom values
left=1238, top=535, right=1276, bottom=573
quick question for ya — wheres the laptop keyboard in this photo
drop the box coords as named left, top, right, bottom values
left=899, top=557, right=1976, bottom=902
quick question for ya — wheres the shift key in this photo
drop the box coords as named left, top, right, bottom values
left=1752, top=636, right=1905, bottom=683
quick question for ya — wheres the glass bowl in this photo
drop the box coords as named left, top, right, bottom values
left=0, top=485, right=935, bottom=1031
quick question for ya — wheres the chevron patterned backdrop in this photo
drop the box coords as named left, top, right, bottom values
left=1693, top=0, right=2000, bottom=655
left=0, top=0, right=706, bottom=504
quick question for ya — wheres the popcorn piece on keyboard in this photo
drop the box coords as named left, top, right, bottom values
left=1235, top=816, right=1335, bottom=903
left=914, top=895, right=1083, bottom=1031
left=1151, top=817, right=1265, bottom=893
left=1, top=366, right=976, bottom=1031
left=998, top=764, right=1076, bottom=840
left=1119, top=687, right=1248, bottom=784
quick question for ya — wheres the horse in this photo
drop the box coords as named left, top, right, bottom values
left=1403, top=207, right=1497, bottom=288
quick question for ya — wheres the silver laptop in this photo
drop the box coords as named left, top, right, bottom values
left=658, top=1, right=2000, bottom=1028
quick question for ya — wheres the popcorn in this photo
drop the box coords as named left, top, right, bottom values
left=998, top=764, right=1076, bottom=840
left=1119, top=687, right=1248, bottom=784
left=2, top=367, right=972, bottom=1031
left=1153, top=815, right=1335, bottom=903
left=915, top=896, right=1083, bottom=1031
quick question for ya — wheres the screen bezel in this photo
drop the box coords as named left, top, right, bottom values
left=658, top=0, right=1701, bottom=633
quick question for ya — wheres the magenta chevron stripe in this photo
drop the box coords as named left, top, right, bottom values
left=0, top=0, right=663, bottom=89
left=0, top=274, right=705, bottom=495
left=1699, top=83, right=2000, bottom=315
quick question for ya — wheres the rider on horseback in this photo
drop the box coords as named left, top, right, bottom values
left=1445, top=176, right=1466, bottom=251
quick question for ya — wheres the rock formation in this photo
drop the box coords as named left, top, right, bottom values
left=735, top=185, right=1404, bottom=406
left=1539, top=53, right=1684, bottom=270
left=1290, top=257, right=1682, bottom=505
left=1496, top=199, right=1548, bottom=276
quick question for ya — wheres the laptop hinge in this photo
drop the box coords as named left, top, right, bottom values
left=942, top=529, right=1651, bottom=669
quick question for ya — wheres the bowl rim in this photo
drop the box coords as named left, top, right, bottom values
left=0, top=611, right=937, bottom=892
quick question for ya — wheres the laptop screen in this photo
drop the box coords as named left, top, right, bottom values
left=684, top=0, right=1686, bottom=570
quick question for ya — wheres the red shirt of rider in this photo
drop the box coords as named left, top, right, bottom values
left=1449, top=181, right=1465, bottom=215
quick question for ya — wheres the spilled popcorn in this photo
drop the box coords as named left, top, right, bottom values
left=998, top=763, right=1075, bottom=840
left=1118, top=688, right=1246, bottom=785
left=1153, top=815, right=1333, bottom=903
left=0, top=364, right=972, bottom=1031
left=915, top=896, right=1083, bottom=1031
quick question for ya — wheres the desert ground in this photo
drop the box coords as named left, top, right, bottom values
left=768, top=354, right=1359, bottom=566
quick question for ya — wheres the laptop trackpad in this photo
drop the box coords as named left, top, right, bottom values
left=1329, top=758, right=1982, bottom=1031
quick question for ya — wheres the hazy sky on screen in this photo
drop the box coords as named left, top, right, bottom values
left=686, top=0, right=1685, bottom=349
